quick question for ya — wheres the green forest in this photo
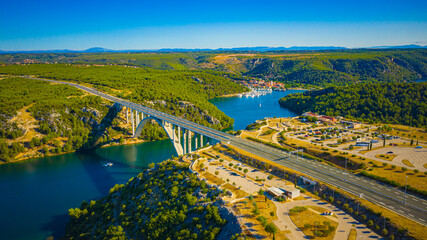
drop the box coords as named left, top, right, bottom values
left=1, top=49, right=426, bottom=87
left=0, top=64, right=247, bottom=130
left=279, top=82, right=427, bottom=127
left=65, top=160, right=238, bottom=240
left=0, top=65, right=247, bottom=162
left=0, top=77, right=111, bottom=161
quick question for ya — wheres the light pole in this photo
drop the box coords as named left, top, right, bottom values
left=404, top=175, right=408, bottom=204
left=344, top=158, right=348, bottom=182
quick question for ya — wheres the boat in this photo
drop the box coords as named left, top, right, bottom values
left=103, top=162, right=113, bottom=167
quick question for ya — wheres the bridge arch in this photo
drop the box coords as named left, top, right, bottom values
left=133, top=116, right=184, bottom=156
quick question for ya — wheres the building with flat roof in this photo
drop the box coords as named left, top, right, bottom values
left=267, top=187, right=285, bottom=198
left=282, top=186, right=300, bottom=199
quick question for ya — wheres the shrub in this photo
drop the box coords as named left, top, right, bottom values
left=367, top=220, right=373, bottom=227
left=402, top=167, right=407, bottom=172
left=215, top=171, right=219, bottom=175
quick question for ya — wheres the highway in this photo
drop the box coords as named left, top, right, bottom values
left=25, top=76, right=427, bottom=226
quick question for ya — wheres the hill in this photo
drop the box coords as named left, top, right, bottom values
left=64, top=160, right=242, bottom=240
left=0, top=65, right=247, bottom=162
left=278, top=82, right=427, bottom=127
left=1, top=49, right=426, bottom=87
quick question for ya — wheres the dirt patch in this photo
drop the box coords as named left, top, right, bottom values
left=8, top=104, right=43, bottom=142
left=201, top=171, right=226, bottom=185
left=222, top=183, right=248, bottom=199
left=289, top=206, right=338, bottom=240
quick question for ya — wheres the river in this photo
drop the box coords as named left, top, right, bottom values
left=0, top=90, right=303, bottom=240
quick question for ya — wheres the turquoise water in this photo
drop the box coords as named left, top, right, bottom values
left=0, top=140, right=176, bottom=240
left=210, top=90, right=304, bottom=130
left=0, top=90, right=302, bottom=240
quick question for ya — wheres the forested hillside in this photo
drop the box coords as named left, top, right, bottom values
left=0, top=65, right=247, bottom=162
left=1, top=49, right=426, bottom=87
left=64, top=160, right=241, bottom=240
left=279, top=82, right=427, bottom=127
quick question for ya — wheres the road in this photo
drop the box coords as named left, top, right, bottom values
left=24, top=75, right=427, bottom=226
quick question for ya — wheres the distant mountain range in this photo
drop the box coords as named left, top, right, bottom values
left=1, top=45, right=426, bottom=53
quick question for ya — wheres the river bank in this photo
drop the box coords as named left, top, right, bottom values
left=0, top=88, right=303, bottom=240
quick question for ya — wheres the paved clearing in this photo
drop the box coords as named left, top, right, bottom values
left=364, top=147, right=427, bottom=170
left=273, top=196, right=383, bottom=240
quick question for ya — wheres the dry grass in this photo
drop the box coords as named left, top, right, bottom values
left=402, top=159, right=415, bottom=167
left=290, top=119, right=309, bottom=126
left=386, top=124, right=427, bottom=141
left=289, top=206, right=338, bottom=240
left=201, top=172, right=225, bottom=186
left=347, top=228, right=357, bottom=240
left=259, top=131, right=277, bottom=142
left=241, top=131, right=259, bottom=139
left=234, top=195, right=288, bottom=240
left=8, top=105, right=43, bottom=143
left=309, top=206, right=337, bottom=219
left=222, top=183, right=249, bottom=198
left=375, top=154, right=396, bottom=161
left=364, top=165, right=426, bottom=191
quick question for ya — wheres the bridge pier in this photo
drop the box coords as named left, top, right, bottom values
left=183, top=129, right=187, bottom=154
left=118, top=103, right=217, bottom=157
left=188, top=130, right=192, bottom=153
left=126, top=107, right=129, bottom=123
left=136, top=110, right=140, bottom=126
left=131, top=109, right=135, bottom=136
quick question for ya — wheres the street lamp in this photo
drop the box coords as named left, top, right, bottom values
left=404, top=175, right=408, bottom=204
left=344, top=158, right=348, bottom=182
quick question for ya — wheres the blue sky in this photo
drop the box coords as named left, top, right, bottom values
left=1, top=0, right=426, bottom=50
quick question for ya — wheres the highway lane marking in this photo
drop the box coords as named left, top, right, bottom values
left=35, top=77, right=427, bottom=224
left=386, top=189, right=391, bottom=191
left=409, top=214, right=414, bottom=217
left=412, top=198, right=418, bottom=202
left=420, top=218, right=425, bottom=222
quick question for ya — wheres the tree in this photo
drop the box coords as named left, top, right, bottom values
left=243, top=168, right=248, bottom=175
left=265, top=222, right=277, bottom=239
left=148, top=162, right=155, bottom=169
left=215, top=171, right=219, bottom=175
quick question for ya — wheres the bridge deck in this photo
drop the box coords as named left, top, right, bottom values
left=24, top=75, right=427, bottom=226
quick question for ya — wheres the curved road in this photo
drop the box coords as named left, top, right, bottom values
left=24, top=76, right=427, bottom=226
